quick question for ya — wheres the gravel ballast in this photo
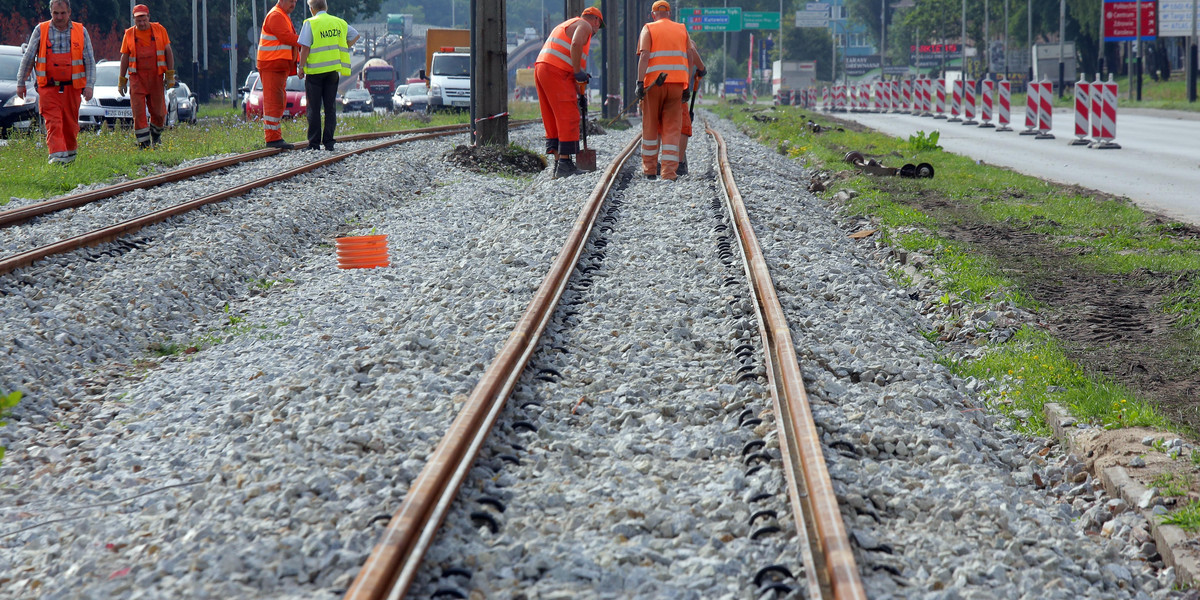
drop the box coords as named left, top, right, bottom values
left=0, top=116, right=1188, bottom=599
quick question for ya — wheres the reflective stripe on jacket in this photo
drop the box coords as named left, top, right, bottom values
left=303, top=12, right=351, bottom=76
left=536, top=17, right=590, bottom=73
left=644, top=19, right=689, bottom=86
left=35, top=21, right=86, bottom=88
left=258, top=5, right=297, bottom=63
left=122, top=23, right=169, bottom=76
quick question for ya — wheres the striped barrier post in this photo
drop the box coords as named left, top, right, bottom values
left=1020, top=79, right=1039, bottom=135
left=871, top=82, right=881, bottom=112
left=1035, top=77, right=1055, bottom=139
left=996, top=78, right=1012, bottom=131
left=922, top=77, right=934, bottom=116
left=822, top=86, right=830, bottom=110
left=1093, top=74, right=1121, bottom=149
left=948, top=78, right=963, bottom=122
left=887, top=81, right=897, bottom=112
left=978, top=78, right=995, bottom=127
left=962, top=78, right=977, bottom=125
left=915, top=77, right=927, bottom=115
left=1071, top=74, right=1091, bottom=145
left=935, top=78, right=947, bottom=118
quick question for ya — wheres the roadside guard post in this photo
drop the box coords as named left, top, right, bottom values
left=962, top=79, right=977, bottom=125
left=1071, top=74, right=1091, bottom=145
left=948, top=78, right=963, bottom=122
left=978, top=78, right=995, bottom=128
left=1035, top=76, right=1055, bottom=139
left=996, top=77, right=1012, bottom=132
left=1021, top=78, right=1039, bottom=135
left=1091, top=74, right=1121, bottom=149
left=934, top=78, right=947, bottom=118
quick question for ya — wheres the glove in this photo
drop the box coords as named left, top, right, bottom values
left=165, top=69, right=176, bottom=88
left=118, top=75, right=128, bottom=96
left=635, top=81, right=645, bottom=102
left=695, top=68, right=706, bottom=79
left=574, top=71, right=590, bottom=83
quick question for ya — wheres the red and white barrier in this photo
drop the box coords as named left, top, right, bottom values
left=1071, top=74, right=1091, bottom=145
left=1035, top=77, right=1054, bottom=139
left=889, top=81, right=900, bottom=112
left=1020, top=79, right=1039, bottom=135
left=935, top=78, right=947, bottom=118
left=822, top=86, right=830, bottom=110
left=949, top=78, right=963, bottom=122
left=996, top=78, right=1012, bottom=131
left=978, top=78, right=995, bottom=127
left=962, top=79, right=977, bottom=125
left=1092, top=74, right=1121, bottom=149
left=921, top=77, right=934, bottom=116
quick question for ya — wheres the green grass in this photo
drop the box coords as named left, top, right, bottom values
left=0, top=390, right=21, bottom=464
left=1161, top=499, right=1200, bottom=532
left=1151, top=472, right=1194, bottom=497
left=0, top=100, right=551, bottom=206
left=710, top=101, right=1190, bottom=434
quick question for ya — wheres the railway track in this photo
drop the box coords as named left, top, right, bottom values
left=344, top=123, right=865, bottom=599
left=0, top=121, right=536, bottom=276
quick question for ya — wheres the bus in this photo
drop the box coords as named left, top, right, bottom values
left=360, top=58, right=396, bottom=108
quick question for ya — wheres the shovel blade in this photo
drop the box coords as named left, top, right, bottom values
left=576, top=149, right=598, bottom=172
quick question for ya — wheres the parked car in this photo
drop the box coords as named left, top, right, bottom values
left=173, top=81, right=198, bottom=124
left=0, top=44, right=40, bottom=137
left=237, top=71, right=258, bottom=108
left=400, top=83, right=429, bottom=114
left=341, top=88, right=374, bottom=113
left=79, top=60, right=178, bottom=130
left=241, top=74, right=306, bottom=120
left=390, top=84, right=408, bottom=112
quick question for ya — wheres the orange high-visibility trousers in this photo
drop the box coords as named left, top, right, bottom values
left=260, top=68, right=288, bottom=143
left=641, top=82, right=684, bottom=180
left=534, top=62, right=581, bottom=156
left=40, top=56, right=81, bottom=161
left=131, top=69, right=166, bottom=145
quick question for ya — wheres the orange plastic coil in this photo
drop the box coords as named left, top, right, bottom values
left=335, top=234, right=389, bottom=269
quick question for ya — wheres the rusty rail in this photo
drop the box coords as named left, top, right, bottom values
left=343, top=133, right=642, bottom=600
left=0, top=125, right=523, bottom=277
left=707, top=125, right=867, bottom=600
left=0, top=122, right=534, bottom=229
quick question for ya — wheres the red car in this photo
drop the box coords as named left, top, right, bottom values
left=242, top=74, right=307, bottom=120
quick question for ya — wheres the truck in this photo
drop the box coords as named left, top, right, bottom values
left=360, top=58, right=397, bottom=108
left=772, top=60, right=816, bottom=104
left=421, top=28, right=471, bottom=113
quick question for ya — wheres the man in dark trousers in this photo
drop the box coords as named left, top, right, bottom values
left=297, top=0, right=358, bottom=151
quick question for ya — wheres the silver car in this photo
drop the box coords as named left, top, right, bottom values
left=79, top=60, right=178, bottom=130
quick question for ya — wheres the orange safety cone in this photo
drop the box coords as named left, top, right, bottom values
left=336, top=234, right=390, bottom=269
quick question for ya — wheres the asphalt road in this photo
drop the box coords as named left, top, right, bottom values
left=826, top=106, right=1200, bottom=226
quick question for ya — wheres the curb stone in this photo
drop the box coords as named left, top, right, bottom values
left=1045, top=401, right=1200, bottom=587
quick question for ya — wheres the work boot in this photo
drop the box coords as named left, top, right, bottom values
left=266, top=139, right=294, bottom=150
left=138, top=140, right=152, bottom=149
left=150, top=126, right=162, bottom=146
left=553, top=158, right=584, bottom=179
left=644, top=174, right=658, bottom=181
left=676, top=161, right=688, bottom=176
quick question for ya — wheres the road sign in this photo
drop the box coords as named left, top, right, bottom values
left=744, top=11, right=781, bottom=30
left=795, top=11, right=829, bottom=27
left=684, top=7, right=743, bottom=32
left=1103, top=0, right=1158, bottom=41
left=1157, top=0, right=1192, bottom=37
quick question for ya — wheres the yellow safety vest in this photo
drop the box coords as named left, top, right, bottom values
left=302, top=12, right=350, bottom=76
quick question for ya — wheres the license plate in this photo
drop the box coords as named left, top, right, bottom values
left=452, top=100, right=469, bottom=107
left=106, top=108, right=132, bottom=118
left=283, top=111, right=292, bottom=117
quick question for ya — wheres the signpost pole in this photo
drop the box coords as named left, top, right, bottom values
left=880, top=0, right=886, bottom=81
left=1191, top=0, right=1198, bottom=101
left=1058, top=0, right=1065, bottom=98
left=1136, top=0, right=1142, bottom=101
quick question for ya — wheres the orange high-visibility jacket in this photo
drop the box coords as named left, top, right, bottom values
left=258, top=4, right=298, bottom=74
left=643, top=19, right=688, bottom=86
left=35, top=21, right=86, bottom=88
left=536, top=17, right=591, bottom=73
left=121, top=23, right=169, bottom=75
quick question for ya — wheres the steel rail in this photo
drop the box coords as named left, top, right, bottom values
left=0, top=128, right=492, bottom=277
left=0, top=121, right=536, bottom=228
left=706, top=124, right=867, bottom=600
left=344, top=134, right=642, bottom=600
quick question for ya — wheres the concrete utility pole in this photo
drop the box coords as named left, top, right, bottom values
left=624, top=0, right=642, bottom=112
left=1190, top=0, right=1198, bottom=101
left=230, top=0, right=236, bottom=106
left=566, top=0, right=584, bottom=19
left=961, top=0, right=966, bottom=77
left=984, top=0, right=989, bottom=80
left=475, top=0, right=509, bottom=145
left=193, top=0, right=199, bottom=97
left=202, top=0, right=209, bottom=97
left=603, top=0, right=620, bottom=118
left=1058, top=0, right=1065, bottom=98
left=880, top=0, right=886, bottom=80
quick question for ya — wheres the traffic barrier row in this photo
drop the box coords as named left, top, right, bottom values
left=816, top=74, right=1121, bottom=148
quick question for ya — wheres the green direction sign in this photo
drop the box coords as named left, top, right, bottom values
left=743, top=11, right=781, bottom=30
left=683, top=7, right=743, bottom=32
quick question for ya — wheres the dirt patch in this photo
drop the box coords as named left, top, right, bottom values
left=443, top=144, right=546, bottom=176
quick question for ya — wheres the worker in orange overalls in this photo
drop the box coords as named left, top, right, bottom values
left=635, top=0, right=690, bottom=181
left=16, top=0, right=97, bottom=165
left=258, top=0, right=300, bottom=149
left=118, top=4, right=175, bottom=149
left=534, top=6, right=603, bottom=179
left=677, top=38, right=705, bottom=177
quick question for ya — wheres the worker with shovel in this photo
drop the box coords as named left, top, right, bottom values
left=534, top=6, right=604, bottom=179
left=636, top=0, right=691, bottom=181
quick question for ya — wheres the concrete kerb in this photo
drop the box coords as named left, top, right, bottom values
left=1044, top=402, right=1200, bottom=587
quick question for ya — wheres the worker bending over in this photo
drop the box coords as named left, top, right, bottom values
left=119, top=4, right=175, bottom=149
left=635, top=0, right=691, bottom=181
left=534, top=6, right=604, bottom=179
